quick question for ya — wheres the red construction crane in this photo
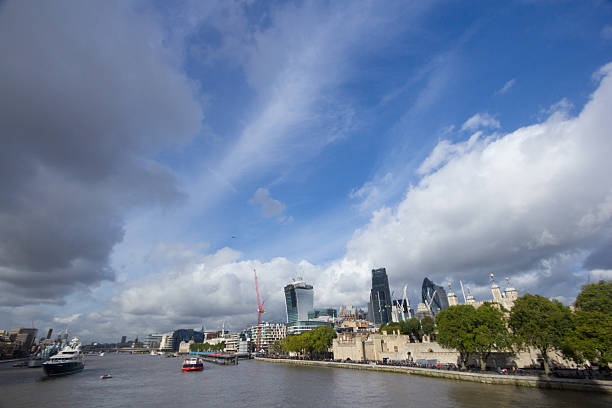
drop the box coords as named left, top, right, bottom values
left=253, top=268, right=265, bottom=352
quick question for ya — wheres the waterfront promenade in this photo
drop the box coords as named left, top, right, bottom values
left=255, top=357, right=612, bottom=394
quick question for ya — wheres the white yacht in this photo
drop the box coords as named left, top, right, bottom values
left=43, top=337, right=84, bottom=376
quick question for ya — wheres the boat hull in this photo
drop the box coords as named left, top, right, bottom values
left=181, top=365, right=203, bottom=371
left=28, top=359, right=44, bottom=368
left=43, top=361, right=84, bottom=377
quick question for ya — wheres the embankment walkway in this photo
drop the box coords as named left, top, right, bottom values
left=255, top=357, right=612, bottom=394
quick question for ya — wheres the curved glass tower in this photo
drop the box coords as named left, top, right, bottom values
left=421, top=277, right=449, bottom=317
left=284, top=279, right=314, bottom=323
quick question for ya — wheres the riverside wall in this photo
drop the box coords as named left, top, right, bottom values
left=255, top=357, right=612, bottom=394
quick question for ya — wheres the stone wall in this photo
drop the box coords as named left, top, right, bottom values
left=332, top=332, right=578, bottom=369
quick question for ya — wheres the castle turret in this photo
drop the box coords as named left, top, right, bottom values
left=447, top=282, right=458, bottom=306
left=504, top=277, right=518, bottom=302
left=466, top=286, right=475, bottom=305
left=490, top=273, right=503, bottom=303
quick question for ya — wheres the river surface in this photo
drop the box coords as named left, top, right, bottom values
left=1, top=354, right=610, bottom=408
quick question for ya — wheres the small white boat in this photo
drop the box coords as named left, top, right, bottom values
left=98, top=352, right=105, bottom=357
left=100, top=374, right=112, bottom=379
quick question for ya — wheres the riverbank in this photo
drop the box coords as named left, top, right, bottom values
left=255, top=357, right=612, bottom=394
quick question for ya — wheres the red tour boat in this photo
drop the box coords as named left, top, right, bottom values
left=181, top=358, right=204, bottom=372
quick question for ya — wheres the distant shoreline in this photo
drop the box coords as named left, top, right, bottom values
left=255, top=357, right=612, bottom=394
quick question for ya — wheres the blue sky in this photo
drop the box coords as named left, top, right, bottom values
left=1, top=0, right=611, bottom=341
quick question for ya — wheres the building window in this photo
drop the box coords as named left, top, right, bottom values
left=394, top=346, right=398, bottom=352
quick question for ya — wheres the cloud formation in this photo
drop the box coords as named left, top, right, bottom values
left=343, top=62, right=612, bottom=297
left=495, top=78, right=516, bottom=95
left=250, top=188, right=293, bottom=224
left=461, top=112, right=501, bottom=131
left=0, top=1, right=202, bottom=305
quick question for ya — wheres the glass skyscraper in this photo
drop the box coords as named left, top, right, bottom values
left=368, top=268, right=392, bottom=324
left=284, top=278, right=314, bottom=323
left=421, top=277, right=449, bottom=316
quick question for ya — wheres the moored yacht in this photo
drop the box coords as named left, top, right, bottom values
left=43, top=337, right=84, bottom=376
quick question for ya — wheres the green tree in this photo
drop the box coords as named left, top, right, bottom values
left=421, top=316, right=435, bottom=339
left=473, top=303, right=512, bottom=371
left=436, top=305, right=477, bottom=369
left=380, top=322, right=401, bottom=334
left=309, top=326, right=337, bottom=358
left=575, top=280, right=612, bottom=313
left=401, top=318, right=422, bottom=342
left=281, top=326, right=337, bottom=359
left=564, top=281, right=612, bottom=368
left=509, top=294, right=573, bottom=376
left=269, top=340, right=283, bottom=356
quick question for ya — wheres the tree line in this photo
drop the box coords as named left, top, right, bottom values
left=433, top=280, right=611, bottom=375
left=270, top=326, right=337, bottom=359
left=189, top=341, right=226, bottom=352
left=380, top=316, right=435, bottom=342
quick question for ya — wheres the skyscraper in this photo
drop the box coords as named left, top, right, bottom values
left=284, top=278, right=314, bottom=323
left=368, top=268, right=392, bottom=325
left=421, top=277, right=449, bottom=316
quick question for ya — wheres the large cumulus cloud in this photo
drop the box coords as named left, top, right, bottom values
left=342, top=62, right=612, bottom=298
left=0, top=1, right=202, bottom=305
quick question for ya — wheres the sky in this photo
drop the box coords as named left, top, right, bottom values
left=1, top=0, right=611, bottom=343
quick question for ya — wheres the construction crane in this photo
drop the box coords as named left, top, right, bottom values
left=253, top=269, right=265, bottom=352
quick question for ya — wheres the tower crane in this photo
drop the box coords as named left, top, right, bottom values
left=253, top=269, right=265, bottom=352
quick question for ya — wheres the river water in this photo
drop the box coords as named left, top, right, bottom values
left=1, top=354, right=610, bottom=408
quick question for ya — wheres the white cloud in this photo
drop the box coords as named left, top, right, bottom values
left=53, top=314, right=81, bottom=325
left=589, top=269, right=612, bottom=281
left=495, top=78, right=516, bottom=95
left=417, top=131, right=483, bottom=175
left=341, top=62, right=612, bottom=298
left=350, top=173, right=394, bottom=212
left=461, top=112, right=501, bottom=131
left=250, top=188, right=291, bottom=224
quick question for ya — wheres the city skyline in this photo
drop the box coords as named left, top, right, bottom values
left=1, top=1, right=612, bottom=343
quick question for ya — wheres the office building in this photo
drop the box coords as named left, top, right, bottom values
left=143, top=333, right=163, bottom=349
left=307, top=308, right=337, bottom=321
left=421, top=277, right=449, bottom=316
left=368, top=268, right=392, bottom=325
left=284, top=278, right=314, bottom=323
left=170, top=329, right=204, bottom=351
left=159, top=332, right=174, bottom=351
left=286, top=320, right=333, bottom=336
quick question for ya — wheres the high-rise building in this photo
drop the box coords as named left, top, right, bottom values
left=421, top=277, right=449, bottom=316
left=120, top=336, right=127, bottom=344
left=284, top=278, right=314, bottom=323
left=368, top=268, right=392, bottom=325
